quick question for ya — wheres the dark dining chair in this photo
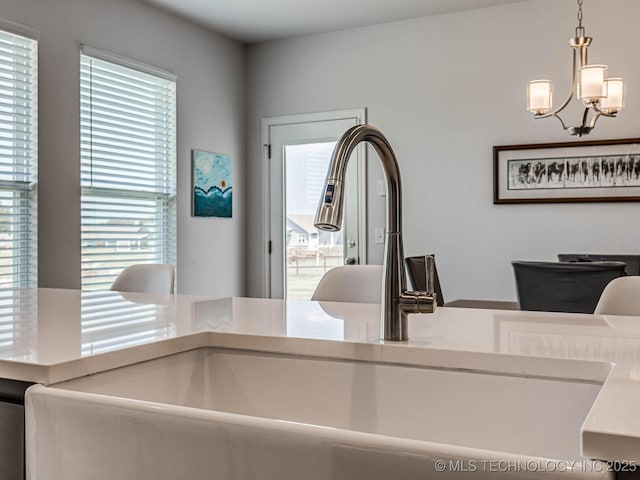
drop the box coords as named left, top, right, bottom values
left=511, top=261, right=626, bottom=314
left=557, top=253, right=640, bottom=276
left=405, top=255, right=445, bottom=306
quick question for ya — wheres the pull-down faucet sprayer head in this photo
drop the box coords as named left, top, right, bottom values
left=314, top=127, right=355, bottom=232
left=314, top=179, right=344, bottom=232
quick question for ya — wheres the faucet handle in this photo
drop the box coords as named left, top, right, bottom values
left=424, top=255, right=435, bottom=298
left=398, top=254, right=437, bottom=318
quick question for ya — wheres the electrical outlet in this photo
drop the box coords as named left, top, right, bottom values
left=375, top=227, right=385, bottom=244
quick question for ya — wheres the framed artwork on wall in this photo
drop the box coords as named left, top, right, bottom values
left=493, top=138, right=640, bottom=204
left=192, top=149, right=233, bottom=217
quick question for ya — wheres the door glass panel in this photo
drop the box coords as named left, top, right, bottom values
left=284, top=142, right=343, bottom=300
left=266, top=110, right=366, bottom=300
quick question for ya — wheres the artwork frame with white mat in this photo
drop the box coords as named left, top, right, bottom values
left=493, top=138, right=640, bottom=204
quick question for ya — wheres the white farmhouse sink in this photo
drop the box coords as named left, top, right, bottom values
left=26, top=348, right=611, bottom=479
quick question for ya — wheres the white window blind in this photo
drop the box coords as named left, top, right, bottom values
left=0, top=28, right=37, bottom=296
left=80, top=50, right=176, bottom=290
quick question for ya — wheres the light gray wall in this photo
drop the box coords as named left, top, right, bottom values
left=3, top=0, right=245, bottom=295
left=246, top=0, right=640, bottom=301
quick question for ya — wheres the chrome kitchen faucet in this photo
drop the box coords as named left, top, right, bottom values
left=314, top=124, right=436, bottom=341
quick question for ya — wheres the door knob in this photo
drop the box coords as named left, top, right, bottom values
left=345, top=256, right=356, bottom=265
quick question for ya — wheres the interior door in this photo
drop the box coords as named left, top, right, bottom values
left=264, top=109, right=366, bottom=299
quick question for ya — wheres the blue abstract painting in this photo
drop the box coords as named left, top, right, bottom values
left=192, top=150, right=232, bottom=217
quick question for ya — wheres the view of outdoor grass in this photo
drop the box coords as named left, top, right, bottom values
left=286, top=247, right=342, bottom=300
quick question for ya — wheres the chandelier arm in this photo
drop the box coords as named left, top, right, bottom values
left=551, top=47, right=580, bottom=117
left=591, top=103, right=617, bottom=118
left=531, top=47, right=578, bottom=121
left=588, top=111, right=604, bottom=129
left=551, top=112, right=569, bottom=130
left=582, top=107, right=590, bottom=128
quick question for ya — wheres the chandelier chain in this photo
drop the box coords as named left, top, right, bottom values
left=577, top=0, right=583, bottom=29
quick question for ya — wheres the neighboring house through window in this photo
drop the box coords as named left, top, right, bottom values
left=80, top=47, right=176, bottom=290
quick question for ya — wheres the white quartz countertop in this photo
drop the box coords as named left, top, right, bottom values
left=4, top=288, right=640, bottom=462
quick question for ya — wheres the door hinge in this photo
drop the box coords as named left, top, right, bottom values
left=264, top=143, right=272, bottom=159
left=268, top=240, right=272, bottom=255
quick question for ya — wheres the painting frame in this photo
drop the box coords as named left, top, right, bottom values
left=493, top=137, right=640, bottom=204
left=191, top=149, right=233, bottom=218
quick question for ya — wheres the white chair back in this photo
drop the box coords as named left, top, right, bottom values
left=311, top=265, right=382, bottom=304
left=594, top=276, right=640, bottom=316
left=110, top=264, right=175, bottom=295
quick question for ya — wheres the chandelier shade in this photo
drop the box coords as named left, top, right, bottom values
left=527, top=80, right=553, bottom=115
left=579, top=64, right=607, bottom=102
left=600, top=78, right=624, bottom=114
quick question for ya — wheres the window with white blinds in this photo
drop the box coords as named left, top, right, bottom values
left=80, top=49, right=176, bottom=290
left=0, top=27, right=37, bottom=293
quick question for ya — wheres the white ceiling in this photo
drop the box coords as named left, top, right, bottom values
left=138, top=0, right=530, bottom=44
